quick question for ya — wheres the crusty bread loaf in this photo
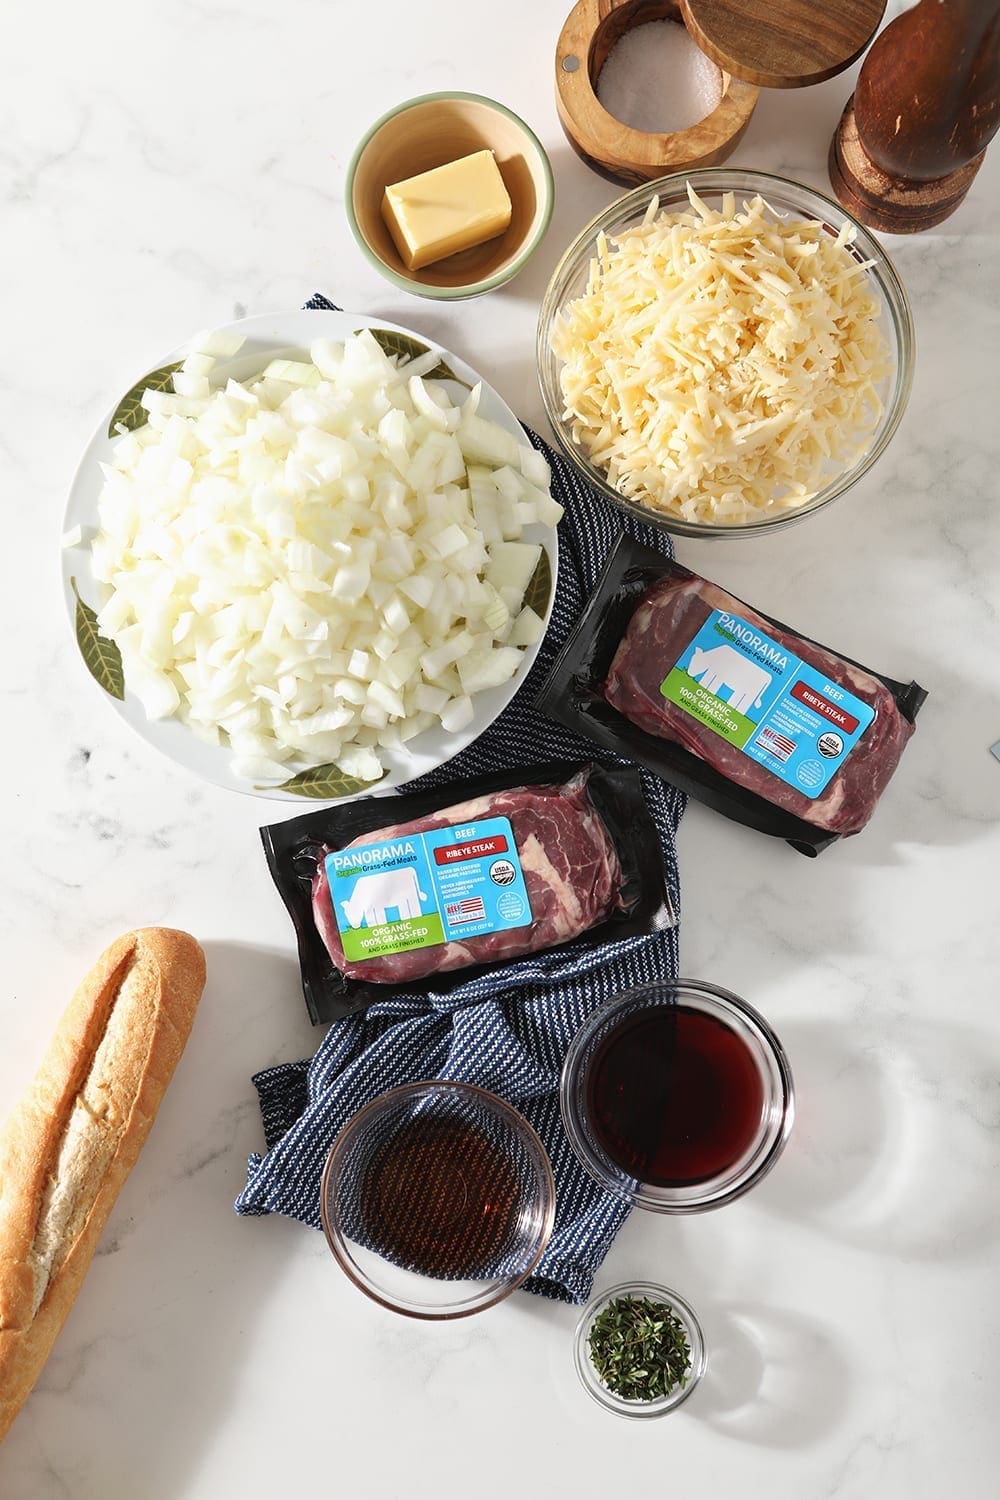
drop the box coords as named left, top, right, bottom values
left=0, top=928, right=206, bottom=1443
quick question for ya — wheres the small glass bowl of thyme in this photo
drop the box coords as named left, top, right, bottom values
left=574, top=1281, right=706, bottom=1418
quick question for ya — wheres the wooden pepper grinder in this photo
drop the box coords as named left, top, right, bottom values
left=830, top=0, right=1000, bottom=231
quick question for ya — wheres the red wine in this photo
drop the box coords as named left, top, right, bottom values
left=585, top=1005, right=766, bottom=1186
left=358, top=1115, right=522, bottom=1278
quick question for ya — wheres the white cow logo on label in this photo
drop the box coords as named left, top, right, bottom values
left=340, top=867, right=428, bottom=928
left=687, top=645, right=772, bottom=714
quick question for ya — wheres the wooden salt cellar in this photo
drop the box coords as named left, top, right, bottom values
left=555, top=0, right=758, bottom=185
left=830, top=0, right=1000, bottom=232
left=556, top=0, right=887, bottom=187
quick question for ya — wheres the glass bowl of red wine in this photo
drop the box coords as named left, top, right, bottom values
left=560, top=980, right=794, bottom=1212
left=320, top=1080, right=556, bottom=1318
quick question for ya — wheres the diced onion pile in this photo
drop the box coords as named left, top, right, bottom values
left=92, top=330, right=562, bottom=785
left=551, top=186, right=892, bottom=524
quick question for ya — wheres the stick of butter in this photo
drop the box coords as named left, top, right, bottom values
left=381, top=150, right=513, bottom=271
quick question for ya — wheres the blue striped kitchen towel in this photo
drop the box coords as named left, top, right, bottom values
left=234, top=295, right=685, bottom=1304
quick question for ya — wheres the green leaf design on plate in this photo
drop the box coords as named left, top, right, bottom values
left=357, top=328, right=470, bottom=388
left=273, top=764, right=384, bottom=800
left=108, top=361, right=183, bottom=437
left=523, top=549, right=553, bottom=619
left=70, top=578, right=125, bottom=700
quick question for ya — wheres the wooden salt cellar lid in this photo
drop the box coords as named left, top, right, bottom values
left=680, top=0, right=887, bottom=89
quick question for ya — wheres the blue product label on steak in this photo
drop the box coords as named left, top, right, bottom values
left=326, top=817, right=532, bottom=964
left=660, top=609, right=876, bottom=799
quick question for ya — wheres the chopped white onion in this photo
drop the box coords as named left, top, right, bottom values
left=91, top=331, right=563, bottom=785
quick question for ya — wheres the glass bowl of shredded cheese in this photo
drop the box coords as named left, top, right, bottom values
left=537, top=169, right=913, bottom=535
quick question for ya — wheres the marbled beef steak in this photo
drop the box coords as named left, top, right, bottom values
left=604, top=576, right=914, bottom=836
left=312, top=770, right=625, bottom=983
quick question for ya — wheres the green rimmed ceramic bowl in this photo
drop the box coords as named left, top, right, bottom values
left=346, top=92, right=554, bottom=300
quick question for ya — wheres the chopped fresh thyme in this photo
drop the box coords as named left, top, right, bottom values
left=588, top=1294, right=691, bottom=1401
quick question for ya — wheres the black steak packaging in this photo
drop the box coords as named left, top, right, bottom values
left=261, top=760, right=676, bottom=1023
left=535, top=536, right=927, bottom=857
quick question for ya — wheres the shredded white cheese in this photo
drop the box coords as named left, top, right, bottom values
left=550, top=186, right=891, bottom=524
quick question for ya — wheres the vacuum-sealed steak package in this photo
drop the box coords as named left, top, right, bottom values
left=262, top=761, right=676, bottom=1022
left=535, top=538, right=927, bottom=856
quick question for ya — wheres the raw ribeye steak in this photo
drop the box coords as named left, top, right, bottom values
left=604, top=575, right=914, bottom=836
left=312, top=770, right=625, bottom=984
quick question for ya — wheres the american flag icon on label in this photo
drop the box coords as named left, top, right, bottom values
left=755, top=726, right=797, bottom=762
left=446, top=897, right=486, bottom=924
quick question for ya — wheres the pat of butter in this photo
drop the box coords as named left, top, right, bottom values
left=381, top=150, right=513, bottom=272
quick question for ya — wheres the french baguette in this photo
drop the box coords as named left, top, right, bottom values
left=0, top=927, right=206, bottom=1443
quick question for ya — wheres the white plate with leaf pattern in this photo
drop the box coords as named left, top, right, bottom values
left=61, top=309, right=558, bottom=801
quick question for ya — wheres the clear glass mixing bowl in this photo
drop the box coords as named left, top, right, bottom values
left=537, top=168, right=914, bottom=537
left=320, top=1080, right=556, bottom=1319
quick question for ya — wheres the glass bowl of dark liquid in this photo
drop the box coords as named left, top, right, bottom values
left=320, top=1081, right=556, bottom=1318
left=560, top=980, right=794, bottom=1211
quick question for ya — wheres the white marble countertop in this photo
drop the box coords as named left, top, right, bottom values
left=2, top=2, right=998, bottom=1495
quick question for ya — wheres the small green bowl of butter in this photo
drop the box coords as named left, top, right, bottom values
left=346, top=91, right=554, bottom=300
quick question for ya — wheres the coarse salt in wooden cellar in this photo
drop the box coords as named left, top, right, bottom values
left=555, top=0, right=888, bottom=185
